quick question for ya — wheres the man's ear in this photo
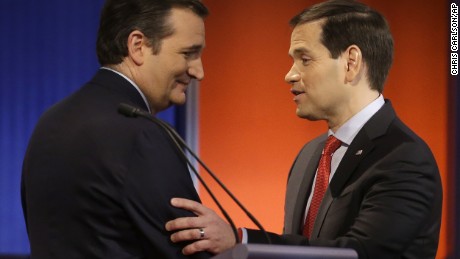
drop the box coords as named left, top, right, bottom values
left=127, top=30, right=147, bottom=66
left=343, top=45, right=363, bottom=83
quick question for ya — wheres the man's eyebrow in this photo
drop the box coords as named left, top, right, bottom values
left=289, top=47, right=311, bottom=56
left=182, top=44, right=205, bottom=52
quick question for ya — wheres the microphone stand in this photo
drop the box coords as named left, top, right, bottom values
left=118, top=103, right=272, bottom=245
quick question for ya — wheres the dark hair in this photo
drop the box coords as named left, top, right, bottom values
left=96, top=0, right=208, bottom=66
left=290, top=0, right=393, bottom=92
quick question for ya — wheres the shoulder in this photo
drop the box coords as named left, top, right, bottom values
left=380, top=117, right=435, bottom=162
left=360, top=100, right=436, bottom=164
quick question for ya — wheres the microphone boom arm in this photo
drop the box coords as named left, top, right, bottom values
left=118, top=103, right=272, bottom=244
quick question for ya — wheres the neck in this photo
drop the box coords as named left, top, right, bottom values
left=328, top=89, right=380, bottom=132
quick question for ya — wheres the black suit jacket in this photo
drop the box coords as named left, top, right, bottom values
left=247, top=101, right=442, bottom=259
left=21, top=69, right=212, bottom=259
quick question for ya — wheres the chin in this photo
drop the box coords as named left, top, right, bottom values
left=171, top=92, right=187, bottom=105
left=296, top=110, right=319, bottom=121
left=171, top=98, right=186, bottom=106
left=296, top=108, right=307, bottom=118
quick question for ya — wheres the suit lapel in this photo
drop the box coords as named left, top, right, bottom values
left=311, top=134, right=374, bottom=238
left=329, top=135, right=375, bottom=197
left=284, top=134, right=326, bottom=234
left=312, top=100, right=397, bottom=237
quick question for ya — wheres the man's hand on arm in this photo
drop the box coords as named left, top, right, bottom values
left=165, top=198, right=237, bottom=255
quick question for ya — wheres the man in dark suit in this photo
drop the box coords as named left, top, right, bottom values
left=165, top=0, right=443, bottom=258
left=21, top=0, right=212, bottom=258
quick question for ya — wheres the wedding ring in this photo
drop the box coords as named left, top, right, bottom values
left=199, top=228, right=205, bottom=239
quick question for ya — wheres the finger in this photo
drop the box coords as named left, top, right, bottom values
left=165, top=216, right=202, bottom=231
left=171, top=198, right=207, bottom=215
left=170, top=228, right=205, bottom=243
left=182, top=239, right=212, bottom=255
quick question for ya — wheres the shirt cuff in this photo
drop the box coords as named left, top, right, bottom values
left=238, top=227, right=248, bottom=244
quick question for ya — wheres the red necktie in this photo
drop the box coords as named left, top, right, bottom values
left=303, top=135, right=342, bottom=238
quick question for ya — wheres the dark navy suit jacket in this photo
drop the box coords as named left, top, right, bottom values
left=22, top=69, right=212, bottom=258
left=247, top=101, right=442, bottom=259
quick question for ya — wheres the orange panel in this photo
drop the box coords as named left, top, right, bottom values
left=199, top=0, right=450, bottom=257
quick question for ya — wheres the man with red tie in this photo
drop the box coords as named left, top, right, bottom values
left=165, top=1, right=442, bottom=258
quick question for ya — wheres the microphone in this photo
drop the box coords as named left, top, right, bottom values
left=118, top=103, right=272, bottom=244
left=118, top=103, right=146, bottom=117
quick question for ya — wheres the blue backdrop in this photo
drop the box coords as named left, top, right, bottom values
left=0, top=0, right=179, bottom=254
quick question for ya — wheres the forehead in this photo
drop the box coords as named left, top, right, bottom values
left=165, top=7, right=205, bottom=47
left=288, top=20, right=326, bottom=55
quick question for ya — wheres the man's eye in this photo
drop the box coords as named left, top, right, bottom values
left=299, top=58, right=310, bottom=65
left=182, top=51, right=199, bottom=59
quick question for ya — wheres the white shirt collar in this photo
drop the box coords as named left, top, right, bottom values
left=100, top=67, right=151, bottom=113
left=331, top=95, right=385, bottom=145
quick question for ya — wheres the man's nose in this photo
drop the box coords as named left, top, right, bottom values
left=188, top=58, right=204, bottom=81
left=285, top=65, right=300, bottom=84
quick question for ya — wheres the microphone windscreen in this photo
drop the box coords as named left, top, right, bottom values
left=118, top=103, right=138, bottom=117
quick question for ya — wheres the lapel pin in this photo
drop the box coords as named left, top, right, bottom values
left=355, top=150, right=363, bottom=155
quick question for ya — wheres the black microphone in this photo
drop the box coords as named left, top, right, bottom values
left=118, top=103, right=146, bottom=117
left=118, top=103, right=272, bottom=244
